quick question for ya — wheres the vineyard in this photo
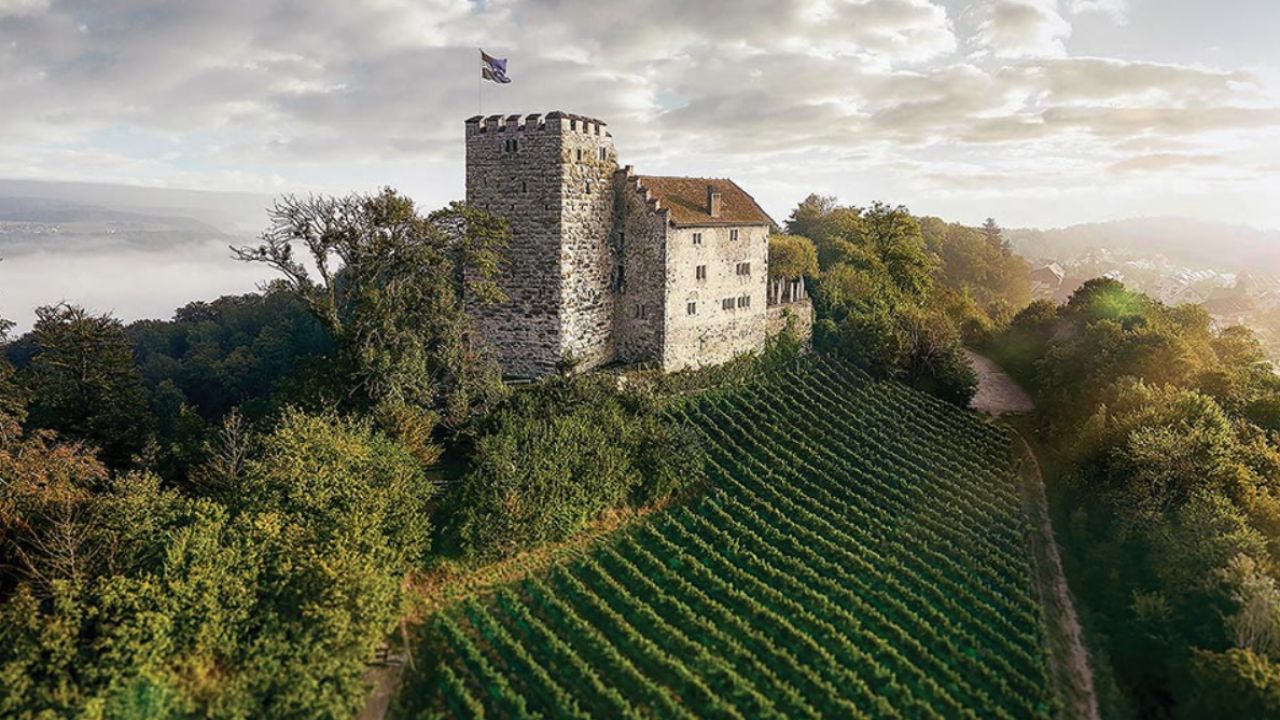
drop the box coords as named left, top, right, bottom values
left=398, top=356, right=1056, bottom=718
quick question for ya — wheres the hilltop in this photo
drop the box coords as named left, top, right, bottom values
left=394, top=357, right=1060, bottom=718
left=1005, top=217, right=1280, bottom=273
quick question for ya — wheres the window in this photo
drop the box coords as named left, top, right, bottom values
left=736, top=262, right=752, bottom=276
left=599, top=147, right=607, bottom=161
left=738, top=294, right=751, bottom=308
left=585, top=181, right=592, bottom=194
left=687, top=301, right=697, bottom=316
left=634, top=304, right=648, bottom=320
left=695, top=264, right=707, bottom=280
left=576, top=148, right=583, bottom=162
left=722, top=298, right=735, bottom=310
left=614, top=264, right=625, bottom=292
left=504, top=138, right=518, bottom=153
left=692, top=232, right=703, bottom=245
left=730, top=228, right=739, bottom=241
left=570, top=118, right=578, bottom=131
left=521, top=180, right=527, bottom=193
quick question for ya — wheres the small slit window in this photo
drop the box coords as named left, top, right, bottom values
left=692, top=232, right=703, bottom=245
left=738, top=295, right=751, bottom=308
left=599, top=147, right=607, bottom=161
left=687, top=302, right=697, bottom=316
left=695, top=265, right=707, bottom=280
left=634, top=304, right=648, bottom=320
left=736, top=262, right=752, bottom=276
left=730, top=229, right=739, bottom=241
left=722, top=298, right=734, bottom=311
left=576, top=148, right=583, bottom=162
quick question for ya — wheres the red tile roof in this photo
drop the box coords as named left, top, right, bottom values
left=636, top=176, right=775, bottom=228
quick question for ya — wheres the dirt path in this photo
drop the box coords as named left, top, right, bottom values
left=966, top=350, right=1099, bottom=720
left=965, top=349, right=1034, bottom=416
left=1014, top=434, right=1100, bottom=720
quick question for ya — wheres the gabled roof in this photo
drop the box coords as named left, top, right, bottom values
left=636, top=176, right=775, bottom=228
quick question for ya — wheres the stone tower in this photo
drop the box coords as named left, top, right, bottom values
left=465, top=111, right=619, bottom=377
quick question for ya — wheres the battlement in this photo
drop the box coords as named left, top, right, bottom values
left=617, top=165, right=668, bottom=217
left=465, top=111, right=610, bottom=137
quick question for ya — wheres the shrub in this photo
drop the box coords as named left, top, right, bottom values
left=450, top=376, right=704, bottom=560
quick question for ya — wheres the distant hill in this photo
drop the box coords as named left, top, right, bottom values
left=0, top=179, right=272, bottom=235
left=1006, top=217, right=1280, bottom=273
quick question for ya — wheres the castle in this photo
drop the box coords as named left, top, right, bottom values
left=465, top=111, right=810, bottom=378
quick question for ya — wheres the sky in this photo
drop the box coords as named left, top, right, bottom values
left=1, top=0, right=1279, bottom=230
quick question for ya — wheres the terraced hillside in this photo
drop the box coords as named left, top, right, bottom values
left=400, top=357, right=1056, bottom=718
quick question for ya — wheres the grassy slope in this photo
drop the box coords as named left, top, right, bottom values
left=393, top=356, right=1056, bottom=718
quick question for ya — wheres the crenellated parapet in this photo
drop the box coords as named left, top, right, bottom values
left=465, top=111, right=611, bottom=137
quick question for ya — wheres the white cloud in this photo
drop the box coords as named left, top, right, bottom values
left=976, top=0, right=1072, bottom=58
left=1109, top=153, right=1222, bottom=174
left=1068, top=0, right=1128, bottom=23
left=0, top=0, right=48, bottom=17
left=0, top=0, right=1276, bottom=231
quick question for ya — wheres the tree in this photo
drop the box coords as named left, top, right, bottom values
left=233, top=189, right=511, bottom=456
left=0, top=317, right=24, bottom=423
left=20, top=305, right=152, bottom=469
left=1184, top=648, right=1280, bottom=718
left=768, top=234, right=818, bottom=305
left=768, top=234, right=819, bottom=281
left=861, top=202, right=934, bottom=300
left=982, top=217, right=1005, bottom=253
left=785, top=194, right=866, bottom=271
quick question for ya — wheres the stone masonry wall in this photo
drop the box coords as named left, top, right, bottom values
left=662, top=223, right=770, bottom=371
left=612, top=170, right=669, bottom=365
left=557, top=116, right=619, bottom=372
left=465, top=113, right=564, bottom=377
left=766, top=297, right=814, bottom=342
left=466, top=111, right=774, bottom=378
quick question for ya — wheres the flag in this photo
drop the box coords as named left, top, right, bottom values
left=480, top=49, right=511, bottom=84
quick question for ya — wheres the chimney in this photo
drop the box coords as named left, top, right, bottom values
left=707, top=184, right=722, bottom=218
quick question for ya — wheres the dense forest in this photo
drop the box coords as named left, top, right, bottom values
left=990, top=279, right=1280, bottom=717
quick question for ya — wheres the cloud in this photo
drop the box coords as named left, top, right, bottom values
left=1010, top=57, right=1256, bottom=103
left=1109, top=153, right=1223, bottom=174
left=1067, top=0, right=1127, bottom=22
left=0, top=0, right=47, bottom=17
left=0, top=0, right=1277, bottom=231
left=976, top=0, right=1072, bottom=58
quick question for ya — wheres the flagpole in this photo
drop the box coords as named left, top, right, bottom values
left=477, top=49, right=482, bottom=116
